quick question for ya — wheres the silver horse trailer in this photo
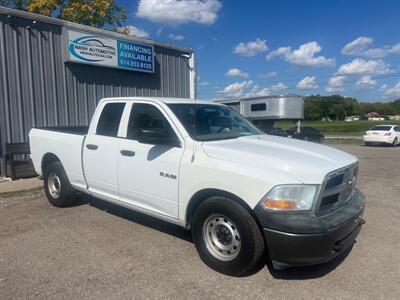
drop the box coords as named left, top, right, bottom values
left=217, top=95, right=304, bottom=132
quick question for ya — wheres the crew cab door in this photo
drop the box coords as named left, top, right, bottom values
left=117, top=102, right=184, bottom=219
left=83, top=102, right=126, bottom=199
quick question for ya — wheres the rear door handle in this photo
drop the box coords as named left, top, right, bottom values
left=120, top=150, right=135, bottom=157
left=86, top=144, right=98, bottom=150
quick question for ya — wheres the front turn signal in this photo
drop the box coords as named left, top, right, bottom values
left=260, top=184, right=319, bottom=211
left=263, top=199, right=297, bottom=210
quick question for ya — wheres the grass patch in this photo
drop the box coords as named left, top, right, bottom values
left=325, top=138, right=363, bottom=145
left=274, top=120, right=400, bottom=134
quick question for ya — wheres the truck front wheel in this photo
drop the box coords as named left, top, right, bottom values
left=44, top=161, right=75, bottom=207
left=192, top=196, right=265, bottom=276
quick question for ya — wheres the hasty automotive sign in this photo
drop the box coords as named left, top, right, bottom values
left=67, top=30, right=154, bottom=73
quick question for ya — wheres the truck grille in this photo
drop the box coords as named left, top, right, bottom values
left=317, top=164, right=358, bottom=215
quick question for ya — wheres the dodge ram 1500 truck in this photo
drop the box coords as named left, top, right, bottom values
left=29, top=97, right=366, bottom=276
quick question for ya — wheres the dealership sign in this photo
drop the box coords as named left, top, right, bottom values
left=67, top=30, right=154, bottom=73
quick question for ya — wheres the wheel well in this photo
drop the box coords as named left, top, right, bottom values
left=185, top=189, right=259, bottom=228
left=41, top=153, right=61, bottom=175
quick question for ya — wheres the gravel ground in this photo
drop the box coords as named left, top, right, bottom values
left=0, top=144, right=399, bottom=300
left=0, top=178, right=42, bottom=193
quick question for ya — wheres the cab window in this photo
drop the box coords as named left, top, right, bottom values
left=96, top=103, right=125, bottom=137
left=127, top=103, right=177, bottom=140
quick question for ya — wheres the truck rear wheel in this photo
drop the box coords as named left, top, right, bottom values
left=44, top=161, right=75, bottom=207
left=192, top=196, right=265, bottom=276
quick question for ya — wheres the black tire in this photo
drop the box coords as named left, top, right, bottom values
left=365, top=142, right=371, bottom=146
left=192, top=196, right=265, bottom=276
left=392, top=138, right=398, bottom=147
left=44, top=161, right=75, bottom=207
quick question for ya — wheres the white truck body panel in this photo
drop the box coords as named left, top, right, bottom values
left=201, top=135, right=356, bottom=184
left=29, top=130, right=87, bottom=191
left=83, top=134, right=120, bottom=198
left=115, top=101, right=186, bottom=218
left=29, top=97, right=359, bottom=228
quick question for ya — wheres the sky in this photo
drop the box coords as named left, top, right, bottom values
left=117, top=0, right=400, bottom=102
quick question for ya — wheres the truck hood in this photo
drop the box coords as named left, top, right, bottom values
left=201, top=135, right=358, bottom=184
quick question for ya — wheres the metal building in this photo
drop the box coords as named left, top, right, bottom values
left=0, top=7, right=195, bottom=176
left=217, top=95, right=304, bottom=131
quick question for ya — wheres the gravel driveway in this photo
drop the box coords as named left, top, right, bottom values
left=0, top=144, right=399, bottom=299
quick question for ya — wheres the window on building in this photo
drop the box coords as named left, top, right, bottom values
left=251, top=103, right=267, bottom=112
left=96, top=103, right=125, bottom=137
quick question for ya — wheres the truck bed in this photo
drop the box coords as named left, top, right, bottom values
left=34, top=126, right=89, bottom=135
left=29, top=127, right=88, bottom=191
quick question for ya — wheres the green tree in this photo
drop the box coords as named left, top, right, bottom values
left=304, top=97, right=322, bottom=120
left=26, top=0, right=61, bottom=16
left=60, top=0, right=126, bottom=28
left=1, top=0, right=126, bottom=28
left=304, top=95, right=400, bottom=121
left=330, top=103, right=346, bottom=120
left=393, top=99, right=400, bottom=114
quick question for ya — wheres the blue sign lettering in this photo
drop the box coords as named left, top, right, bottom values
left=117, top=40, right=154, bottom=73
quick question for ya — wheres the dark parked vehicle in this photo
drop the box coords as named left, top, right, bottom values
left=266, top=127, right=287, bottom=137
left=287, top=127, right=324, bottom=143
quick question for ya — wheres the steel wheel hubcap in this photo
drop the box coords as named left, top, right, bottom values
left=48, top=172, right=61, bottom=199
left=203, top=214, right=241, bottom=261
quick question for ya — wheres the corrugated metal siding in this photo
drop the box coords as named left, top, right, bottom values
left=0, top=12, right=192, bottom=175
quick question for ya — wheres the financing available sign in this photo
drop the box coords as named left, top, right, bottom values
left=67, top=30, right=154, bottom=73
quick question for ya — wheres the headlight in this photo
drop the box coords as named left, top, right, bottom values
left=260, top=185, right=319, bottom=211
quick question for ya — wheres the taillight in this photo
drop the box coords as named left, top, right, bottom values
left=384, top=132, right=392, bottom=136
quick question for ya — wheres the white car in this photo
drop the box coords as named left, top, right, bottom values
left=29, top=97, right=366, bottom=276
left=363, top=125, right=400, bottom=146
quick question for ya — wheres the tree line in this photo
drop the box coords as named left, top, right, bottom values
left=304, top=95, right=400, bottom=120
left=0, top=0, right=126, bottom=28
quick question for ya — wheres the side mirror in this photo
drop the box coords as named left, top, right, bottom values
left=136, top=128, right=180, bottom=147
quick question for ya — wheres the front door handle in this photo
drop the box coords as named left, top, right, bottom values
left=86, top=144, right=98, bottom=150
left=120, top=150, right=135, bottom=157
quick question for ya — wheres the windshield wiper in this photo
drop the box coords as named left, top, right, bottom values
left=199, top=135, right=241, bottom=141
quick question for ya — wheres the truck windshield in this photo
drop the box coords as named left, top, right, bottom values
left=168, top=104, right=263, bottom=141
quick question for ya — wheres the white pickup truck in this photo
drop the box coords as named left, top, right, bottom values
left=29, top=97, right=366, bottom=276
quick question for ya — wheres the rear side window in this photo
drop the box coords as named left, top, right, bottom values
left=371, top=125, right=391, bottom=131
left=96, top=103, right=125, bottom=137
